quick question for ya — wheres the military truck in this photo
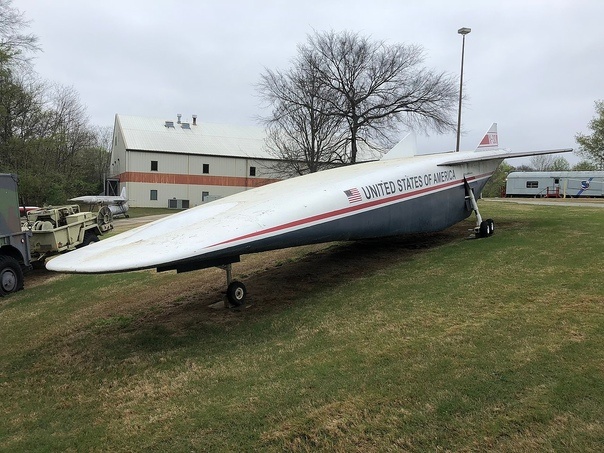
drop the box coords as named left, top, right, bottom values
left=0, top=174, right=32, bottom=296
left=26, top=204, right=113, bottom=264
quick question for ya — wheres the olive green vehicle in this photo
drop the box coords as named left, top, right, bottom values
left=0, top=174, right=32, bottom=296
left=26, top=204, right=113, bottom=265
left=1, top=173, right=114, bottom=296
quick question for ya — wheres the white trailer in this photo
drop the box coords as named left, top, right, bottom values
left=505, top=171, right=604, bottom=198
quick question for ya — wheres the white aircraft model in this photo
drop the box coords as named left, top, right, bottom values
left=70, top=187, right=130, bottom=218
left=48, top=124, right=571, bottom=305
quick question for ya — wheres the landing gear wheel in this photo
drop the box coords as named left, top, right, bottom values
left=486, top=219, right=495, bottom=236
left=0, top=255, right=24, bottom=296
left=478, top=220, right=491, bottom=238
left=227, top=281, right=247, bottom=307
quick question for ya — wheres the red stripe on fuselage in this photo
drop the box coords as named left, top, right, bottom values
left=210, top=172, right=492, bottom=248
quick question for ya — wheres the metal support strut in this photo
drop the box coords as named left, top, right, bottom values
left=464, top=177, right=482, bottom=229
left=464, top=177, right=494, bottom=238
left=225, top=263, right=233, bottom=286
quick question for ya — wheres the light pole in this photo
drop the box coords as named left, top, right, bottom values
left=456, top=27, right=471, bottom=152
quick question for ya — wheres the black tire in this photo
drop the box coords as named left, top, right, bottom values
left=486, top=219, right=495, bottom=236
left=227, top=281, right=247, bottom=307
left=478, top=220, right=491, bottom=238
left=81, top=231, right=99, bottom=247
left=0, top=255, right=24, bottom=296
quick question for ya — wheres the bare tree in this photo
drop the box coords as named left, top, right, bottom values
left=305, top=30, right=458, bottom=163
left=43, top=84, right=95, bottom=177
left=0, top=0, right=41, bottom=170
left=0, top=2, right=109, bottom=203
left=529, top=154, right=554, bottom=171
left=550, top=157, right=570, bottom=171
left=258, top=30, right=458, bottom=173
left=85, top=125, right=113, bottom=190
left=0, top=0, right=39, bottom=68
left=258, top=52, right=348, bottom=176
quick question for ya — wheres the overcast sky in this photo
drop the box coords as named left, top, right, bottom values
left=14, top=0, right=604, bottom=161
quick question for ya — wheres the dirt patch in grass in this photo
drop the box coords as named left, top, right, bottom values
left=27, top=222, right=474, bottom=341
left=23, top=268, right=68, bottom=288
left=92, top=221, right=478, bottom=337
left=23, top=212, right=525, bottom=339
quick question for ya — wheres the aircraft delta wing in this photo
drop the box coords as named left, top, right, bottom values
left=47, top=124, right=572, bottom=305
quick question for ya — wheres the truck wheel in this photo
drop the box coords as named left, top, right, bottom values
left=0, top=255, right=24, bottom=296
left=227, top=281, right=246, bottom=307
left=97, top=206, right=113, bottom=229
left=81, top=232, right=99, bottom=247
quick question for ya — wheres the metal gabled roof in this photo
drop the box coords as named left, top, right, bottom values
left=114, top=114, right=384, bottom=162
left=116, top=114, right=274, bottom=160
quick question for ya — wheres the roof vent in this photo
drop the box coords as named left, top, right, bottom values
left=181, top=122, right=190, bottom=129
left=192, top=114, right=197, bottom=126
left=165, top=120, right=174, bottom=128
left=177, top=113, right=182, bottom=124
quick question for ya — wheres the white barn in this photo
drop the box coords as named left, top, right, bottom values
left=107, top=114, right=284, bottom=208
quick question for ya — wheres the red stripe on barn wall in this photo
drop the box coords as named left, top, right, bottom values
left=116, top=172, right=279, bottom=188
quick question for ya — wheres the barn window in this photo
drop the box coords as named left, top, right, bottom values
left=202, top=191, right=210, bottom=202
left=150, top=189, right=158, bottom=200
left=151, top=160, right=158, bottom=171
left=203, top=164, right=210, bottom=174
left=249, top=166, right=256, bottom=177
left=526, top=181, right=539, bottom=189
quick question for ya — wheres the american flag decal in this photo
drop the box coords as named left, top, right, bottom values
left=344, top=188, right=362, bottom=203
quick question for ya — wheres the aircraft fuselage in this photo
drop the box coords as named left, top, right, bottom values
left=47, top=152, right=501, bottom=274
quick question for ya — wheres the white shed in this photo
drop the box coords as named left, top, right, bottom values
left=505, top=171, right=604, bottom=198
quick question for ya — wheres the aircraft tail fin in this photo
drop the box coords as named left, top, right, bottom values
left=475, top=123, right=499, bottom=151
left=120, top=186, right=127, bottom=199
left=381, top=132, right=417, bottom=160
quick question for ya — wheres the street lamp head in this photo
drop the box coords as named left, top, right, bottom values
left=455, top=27, right=471, bottom=152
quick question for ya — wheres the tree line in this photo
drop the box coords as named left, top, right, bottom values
left=0, top=0, right=110, bottom=206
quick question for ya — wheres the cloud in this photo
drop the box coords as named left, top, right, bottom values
left=16, top=0, right=604, bottom=158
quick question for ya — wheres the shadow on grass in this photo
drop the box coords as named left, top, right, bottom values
left=72, top=224, right=478, bottom=356
left=33, top=217, right=525, bottom=365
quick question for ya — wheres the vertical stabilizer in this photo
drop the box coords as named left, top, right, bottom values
left=475, top=123, right=498, bottom=151
left=381, top=132, right=417, bottom=160
left=120, top=186, right=127, bottom=199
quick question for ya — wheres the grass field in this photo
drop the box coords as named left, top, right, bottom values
left=1, top=200, right=603, bottom=451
